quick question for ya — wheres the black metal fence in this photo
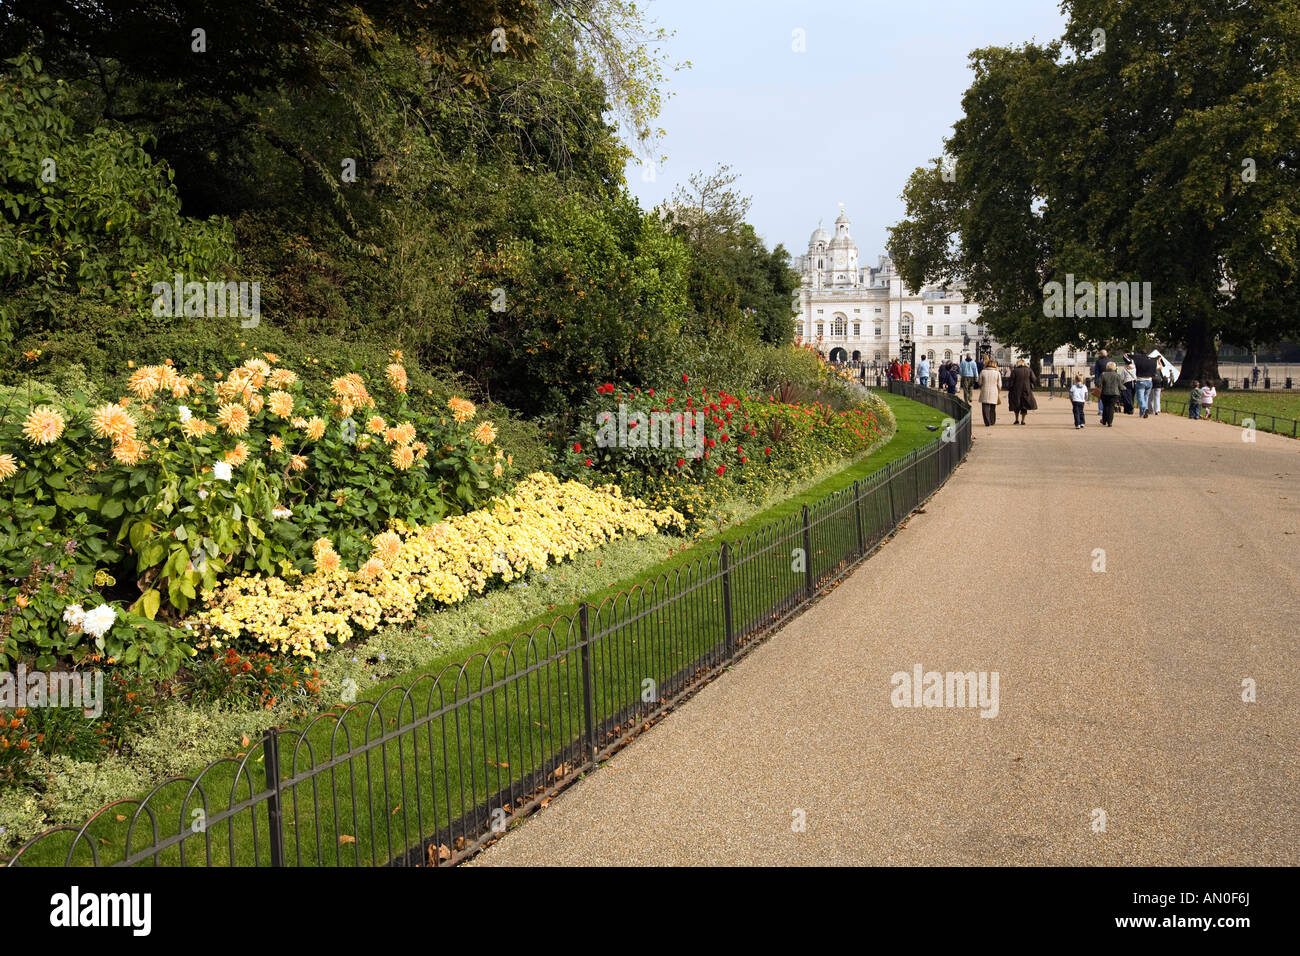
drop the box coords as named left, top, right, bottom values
left=1156, top=397, right=1300, bottom=438
left=5, top=385, right=971, bottom=868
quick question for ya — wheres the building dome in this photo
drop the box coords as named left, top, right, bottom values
left=809, top=221, right=830, bottom=245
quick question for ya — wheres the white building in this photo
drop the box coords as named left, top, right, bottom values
left=793, top=208, right=1084, bottom=371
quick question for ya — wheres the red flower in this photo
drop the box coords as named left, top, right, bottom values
left=648, top=388, right=655, bottom=396
left=682, top=374, right=689, bottom=383
left=573, top=442, right=582, bottom=453
left=716, top=465, right=726, bottom=475
left=740, top=457, right=747, bottom=464
left=765, top=447, right=772, bottom=455
left=584, top=458, right=593, bottom=466
left=676, top=458, right=686, bottom=467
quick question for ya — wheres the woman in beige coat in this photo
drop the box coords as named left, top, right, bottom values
left=978, top=360, right=1001, bottom=426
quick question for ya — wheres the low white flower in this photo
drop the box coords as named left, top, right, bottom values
left=62, top=604, right=86, bottom=628
left=272, top=505, right=292, bottom=519
left=198, top=488, right=209, bottom=499
left=177, top=405, right=193, bottom=423
left=212, top=461, right=232, bottom=481
left=80, top=604, right=116, bottom=639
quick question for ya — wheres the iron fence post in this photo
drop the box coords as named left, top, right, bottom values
left=801, top=504, right=814, bottom=598
left=579, top=603, right=598, bottom=767
left=853, top=480, right=865, bottom=555
left=721, top=542, right=735, bottom=657
left=913, top=448, right=920, bottom=507
left=263, top=728, right=285, bottom=867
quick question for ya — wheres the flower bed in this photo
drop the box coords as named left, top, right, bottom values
left=0, top=351, right=511, bottom=673
left=192, top=473, right=685, bottom=657
left=557, top=377, right=891, bottom=521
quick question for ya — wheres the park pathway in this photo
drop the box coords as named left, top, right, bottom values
left=472, top=393, right=1300, bottom=865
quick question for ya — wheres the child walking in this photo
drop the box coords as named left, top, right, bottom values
left=1069, top=374, right=1088, bottom=429
left=1200, top=381, right=1217, bottom=420
left=1188, top=381, right=1202, bottom=419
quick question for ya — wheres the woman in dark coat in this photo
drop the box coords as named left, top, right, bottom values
left=1008, top=358, right=1038, bottom=425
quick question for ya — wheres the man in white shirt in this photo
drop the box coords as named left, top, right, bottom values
left=917, top=356, right=931, bottom=388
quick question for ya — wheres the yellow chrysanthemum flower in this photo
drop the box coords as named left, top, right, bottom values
left=90, top=404, right=137, bottom=444
left=224, top=441, right=250, bottom=466
left=393, top=421, right=417, bottom=445
left=216, top=403, right=250, bottom=435
left=366, top=415, right=386, bottom=434
left=472, top=421, right=497, bottom=444
left=181, top=418, right=215, bottom=439
left=268, top=435, right=285, bottom=452
left=289, top=454, right=308, bottom=472
left=305, top=417, right=326, bottom=441
left=112, top=436, right=147, bottom=465
left=22, top=406, right=65, bottom=445
left=372, top=531, right=402, bottom=564
left=0, top=453, right=18, bottom=481
left=447, top=396, right=476, bottom=423
left=391, top=444, right=415, bottom=470
left=268, top=391, right=294, bottom=417
left=386, top=363, right=408, bottom=393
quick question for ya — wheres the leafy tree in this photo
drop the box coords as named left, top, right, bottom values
left=0, top=53, right=234, bottom=345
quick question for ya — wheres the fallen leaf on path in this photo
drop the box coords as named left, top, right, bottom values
left=339, top=834, right=356, bottom=845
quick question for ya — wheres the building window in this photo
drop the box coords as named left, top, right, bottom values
left=853, top=308, right=861, bottom=313
left=1067, top=348, right=1076, bottom=359
left=943, top=305, right=951, bottom=315
left=961, top=305, right=968, bottom=314
left=796, top=324, right=803, bottom=338
left=927, top=350, right=936, bottom=362
left=816, top=324, right=824, bottom=337
left=817, top=309, right=824, bottom=314
left=927, top=306, right=934, bottom=315
left=943, top=325, right=950, bottom=336
left=874, top=326, right=882, bottom=337
left=874, top=351, right=882, bottom=362
left=927, top=325, right=934, bottom=336
left=832, top=315, right=847, bottom=336
left=875, top=307, right=882, bottom=313
left=960, top=325, right=967, bottom=336
left=853, top=323, right=860, bottom=337
left=944, top=350, right=953, bottom=361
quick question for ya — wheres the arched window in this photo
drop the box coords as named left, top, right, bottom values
left=927, top=350, right=936, bottom=362
left=874, top=351, right=883, bottom=362
left=832, top=314, right=847, bottom=336
left=1067, top=347, right=1076, bottom=359
left=900, top=314, right=913, bottom=337
left=944, top=350, right=953, bottom=361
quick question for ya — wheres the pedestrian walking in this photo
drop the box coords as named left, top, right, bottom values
left=978, top=359, right=1001, bottom=426
left=1008, top=358, right=1038, bottom=425
left=1131, top=350, right=1157, bottom=418
left=1100, top=361, right=1122, bottom=426
left=1188, top=381, right=1202, bottom=419
left=1119, top=358, right=1137, bottom=415
left=1252, top=365, right=1261, bottom=385
left=1069, top=373, right=1088, bottom=429
left=917, top=355, right=931, bottom=388
left=960, top=353, right=978, bottom=404
left=1201, top=380, right=1217, bottom=420
left=1092, top=349, right=1110, bottom=419
left=1152, top=353, right=1169, bottom=415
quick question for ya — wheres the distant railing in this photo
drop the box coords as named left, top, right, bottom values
left=1156, top=397, right=1300, bottom=438
left=6, top=388, right=972, bottom=868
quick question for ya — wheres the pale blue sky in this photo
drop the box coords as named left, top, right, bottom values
left=624, top=0, right=1068, bottom=258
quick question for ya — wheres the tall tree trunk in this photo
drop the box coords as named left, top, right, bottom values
left=1179, top=315, right=1221, bottom=386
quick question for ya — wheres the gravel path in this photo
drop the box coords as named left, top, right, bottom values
left=471, top=396, right=1300, bottom=865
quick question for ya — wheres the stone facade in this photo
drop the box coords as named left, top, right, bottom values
left=793, top=209, right=1085, bottom=370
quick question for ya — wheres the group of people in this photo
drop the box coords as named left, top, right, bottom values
left=974, top=357, right=1037, bottom=426
left=1087, top=349, right=1177, bottom=426
left=1187, top=381, right=1218, bottom=420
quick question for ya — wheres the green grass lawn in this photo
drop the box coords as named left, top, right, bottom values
left=9, top=390, right=955, bottom=868
left=1158, top=389, right=1300, bottom=437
